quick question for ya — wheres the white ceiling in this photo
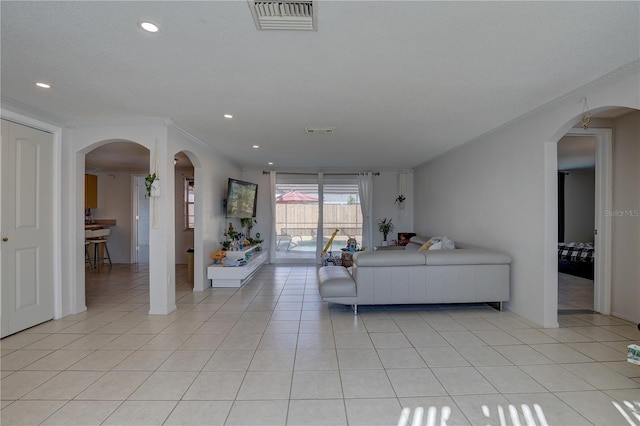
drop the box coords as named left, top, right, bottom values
left=2, top=1, right=639, bottom=170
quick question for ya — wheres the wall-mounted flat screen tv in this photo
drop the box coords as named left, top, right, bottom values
left=226, top=178, right=258, bottom=218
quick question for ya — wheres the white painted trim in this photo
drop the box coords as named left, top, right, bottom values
left=544, top=142, right=560, bottom=328
left=192, top=165, right=206, bottom=292
left=131, top=175, right=142, bottom=264
left=564, top=127, right=612, bottom=315
left=0, top=109, right=64, bottom=319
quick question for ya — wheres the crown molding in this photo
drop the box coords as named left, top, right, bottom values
left=169, top=122, right=242, bottom=169
left=66, top=117, right=171, bottom=129
left=1, top=96, right=66, bottom=126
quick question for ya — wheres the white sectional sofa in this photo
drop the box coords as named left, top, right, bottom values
left=318, top=236, right=511, bottom=313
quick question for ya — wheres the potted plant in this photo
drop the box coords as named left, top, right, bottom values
left=395, top=194, right=406, bottom=209
left=377, top=218, right=395, bottom=244
left=145, top=172, right=158, bottom=197
left=222, top=222, right=242, bottom=250
left=240, top=217, right=257, bottom=239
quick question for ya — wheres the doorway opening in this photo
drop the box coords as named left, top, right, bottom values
left=174, top=152, right=195, bottom=292
left=557, top=135, right=596, bottom=313
left=84, top=141, right=150, bottom=310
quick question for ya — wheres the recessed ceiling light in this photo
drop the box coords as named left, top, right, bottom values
left=223, top=114, right=233, bottom=119
left=35, top=82, right=51, bottom=89
left=268, top=162, right=274, bottom=165
left=139, top=21, right=159, bottom=33
left=252, top=145, right=260, bottom=149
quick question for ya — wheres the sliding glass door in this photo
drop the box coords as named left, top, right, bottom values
left=275, top=177, right=318, bottom=261
left=322, top=181, right=362, bottom=253
left=274, top=174, right=362, bottom=262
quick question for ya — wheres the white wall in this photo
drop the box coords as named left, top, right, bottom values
left=563, top=169, right=595, bottom=243
left=372, top=171, right=414, bottom=245
left=413, top=64, right=639, bottom=327
left=610, top=110, right=640, bottom=322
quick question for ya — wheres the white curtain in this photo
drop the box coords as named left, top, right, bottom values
left=269, top=170, right=277, bottom=263
left=358, top=172, right=373, bottom=251
left=316, top=172, right=324, bottom=263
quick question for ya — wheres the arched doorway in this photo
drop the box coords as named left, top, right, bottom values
left=546, top=107, right=639, bottom=326
left=83, top=140, right=150, bottom=309
left=172, top=150, right=205, bottom=292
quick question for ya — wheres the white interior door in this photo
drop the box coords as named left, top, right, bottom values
left=1, top=119, right=54, bottom=338
left=135, top=176, right=150, bottom=263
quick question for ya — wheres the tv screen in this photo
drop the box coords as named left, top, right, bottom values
left=226, top=178, right=258, bottom=218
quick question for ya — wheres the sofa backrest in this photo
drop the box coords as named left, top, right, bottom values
left=352, top=250, right=427, bottom=266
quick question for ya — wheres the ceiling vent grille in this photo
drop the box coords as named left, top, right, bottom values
left=249, top=1, right=316, bottom=31
left=305, top=127, right=335, bottom=134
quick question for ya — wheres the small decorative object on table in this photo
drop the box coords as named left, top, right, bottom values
left=210, top=250, right=226, bottom=264
left=397, top=232, right=416, bottom=246
left=240, top=217, right=257, bottom=239
left=222, top=222, right=243, bottom=250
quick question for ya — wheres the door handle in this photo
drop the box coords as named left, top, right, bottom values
left=2, top=237, right=7, bottom=242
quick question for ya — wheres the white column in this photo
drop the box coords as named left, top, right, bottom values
left=149, top=137, right=176, bottom=315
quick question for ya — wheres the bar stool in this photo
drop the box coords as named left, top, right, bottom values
left=84, top=240, right=94, bottom=271
left=87, top=228, right=112, bottom=268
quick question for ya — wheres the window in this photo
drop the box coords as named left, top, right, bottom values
left=184, top=177, right=194, bottom=229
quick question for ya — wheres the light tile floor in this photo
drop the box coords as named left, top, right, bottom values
left=558, top=272, right=594, bottom=312
left=1, top=264, right=639, bottom=425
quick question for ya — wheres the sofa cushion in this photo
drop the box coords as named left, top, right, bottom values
left=353, top=250, right=427, bottom=267
left=404, top=242, right=422, bottom=251
left=318, top=266, right=357, bottom=297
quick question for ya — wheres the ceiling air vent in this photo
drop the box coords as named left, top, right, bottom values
left=305, top=127, right=335, bottom=134
left=249, top=1, right=317, bottom=31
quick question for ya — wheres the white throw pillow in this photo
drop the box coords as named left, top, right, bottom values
left=428, top=241, right=443, bottom=250
left=427, top=235, right=455, bottom=250
left=441, top=236, right=456, bottom=250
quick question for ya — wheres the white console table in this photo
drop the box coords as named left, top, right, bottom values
left=207, top=245, right=267, bottom=288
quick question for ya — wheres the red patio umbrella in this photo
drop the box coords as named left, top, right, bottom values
left=276, top=191, right=318, bottom=241
left=275, top=190, right=318, bottom=203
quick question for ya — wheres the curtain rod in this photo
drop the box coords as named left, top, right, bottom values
left=262, top=171, right=379, bottom=176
